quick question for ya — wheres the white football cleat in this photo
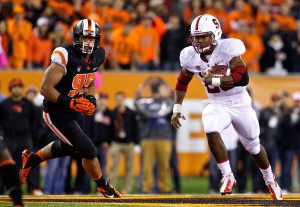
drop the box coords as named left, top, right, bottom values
left=264, top=176, right=283, bottom=200
left=220, top=172, right=236, bottom=195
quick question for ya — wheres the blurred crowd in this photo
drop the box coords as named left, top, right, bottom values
left=0, top=0, right=300, bottom=74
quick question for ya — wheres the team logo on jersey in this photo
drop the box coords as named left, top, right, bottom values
left=77, top=66, right=82, bottom=72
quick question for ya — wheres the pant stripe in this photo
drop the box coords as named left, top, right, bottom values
left=43, top=112, right=73, bottom=146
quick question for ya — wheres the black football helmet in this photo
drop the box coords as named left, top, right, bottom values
left=72, top=19, right=101, bottom=54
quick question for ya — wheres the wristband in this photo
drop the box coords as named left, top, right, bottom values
left=57, top=94, right=72, bottom=106
left=173, top=104, right=182, bottom=114
left=212, top=77, right=221, bottom=86
left=85, top=95, right=97, bottom=107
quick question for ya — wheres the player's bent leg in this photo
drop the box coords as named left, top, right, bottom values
left=20, top=149, right=34, bottom=184
left=51, top=140, right=74, bottom=157
left=250, top=144, right=269, bottom=169
left=206, top=132, right=229, bottom=162
left=264, top=174, right=283, bottom=200
left=203, top=106, right=237, bottom=196
left=50, top=113, right=121, bottom=198
left=20, top=142, right=56, bottom=184
left=206, top=132, right=236, bottom=195
left=19, top=140, right=73, bottom=188
left=82, top=157, right=102, bottom=179
left=203, top=104, right=232, bottom=162
left=252, top=145, right=282, bottom=200
left=241, top=138, right=283, bottom=200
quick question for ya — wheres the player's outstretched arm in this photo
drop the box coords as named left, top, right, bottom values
left=171, top=68, right=194, bottom=129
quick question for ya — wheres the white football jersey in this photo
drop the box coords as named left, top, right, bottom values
left=180, top=38, right=247, bottom=100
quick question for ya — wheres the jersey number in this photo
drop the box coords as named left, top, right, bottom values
left=205, top=83, right=233, bottom=93
left=68, top=73, right=96, bottom=97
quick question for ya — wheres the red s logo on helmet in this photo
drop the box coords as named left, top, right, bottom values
left=212, top=19, right=220, bottom=29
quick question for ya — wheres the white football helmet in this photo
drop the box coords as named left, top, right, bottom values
left=190, top=14, right=222, bottom=53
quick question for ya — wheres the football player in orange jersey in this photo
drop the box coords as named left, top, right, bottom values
left=19, top=19, right=121, bottom=198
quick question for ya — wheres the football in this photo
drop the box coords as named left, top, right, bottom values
left=209, top=65, right=230, bottom=77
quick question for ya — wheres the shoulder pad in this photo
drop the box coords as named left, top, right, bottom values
left=219, top=39, right=246, bottom=57
left=51, top=47, right=68, bottom=73
left=180, top=46, right=196, bottom=70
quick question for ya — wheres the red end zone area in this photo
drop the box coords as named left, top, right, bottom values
left=1, top=194, right=300, bottom=207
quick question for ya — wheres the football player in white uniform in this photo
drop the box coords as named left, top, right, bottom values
left=171, top=14, right=283, bottom=200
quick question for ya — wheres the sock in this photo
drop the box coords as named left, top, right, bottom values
left=0, top=163, right=23, bottom=206
left=217, top=159, right=232, bottom=175
left=260, top=164, right=274, bottom=182
left=93, top=174, right=105, bottom=188
left=24, top=150, right=44, bottom=169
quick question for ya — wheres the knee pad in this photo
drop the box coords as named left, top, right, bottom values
left=51, top=140, right=74, bottom=157
left=80, top=144, right=97, bottom=159
left=241, top=137, right=260, bottom=155
left=52, top=139, right=97, bottom=159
